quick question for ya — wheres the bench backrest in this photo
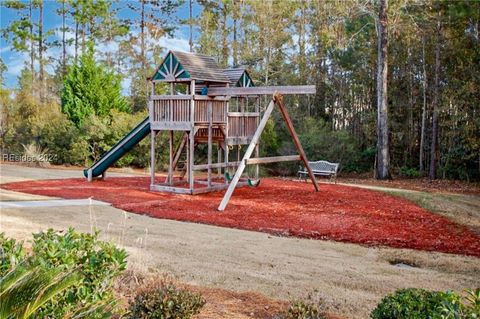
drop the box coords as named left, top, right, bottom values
left=309, top=160, right=339, bottom=173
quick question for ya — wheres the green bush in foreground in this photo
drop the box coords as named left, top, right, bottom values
left=0, top=228, right=127, bottom=318
left=0, top=264, right=80, bottom=319
left=0, top=234, right=25, bottom=277
left=371, top=288, right=480, bottom=319
left=128, top=283, right=206, bottom=319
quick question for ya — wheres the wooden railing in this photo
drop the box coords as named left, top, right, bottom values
left=194, top=99, right=227, bottom=123
left=150, top=95, right=228, bottom=129
left=152, top=96, right=191, bottom=123
left=227, top=112, right=259, bottom=138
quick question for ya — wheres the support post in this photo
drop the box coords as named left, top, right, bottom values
left=274, top=93, right=319, bottom=192
left=150, top=129, right=156, bottom=187
left=224, top=141, right=229, bottom=184
left=207, top=100, right=213, bottom=187
left=218, top=99, right=276, bottom=211
left=217, top=144, right=222, bottom=176
left=189, top=80, right=195, bottom=192
left=255, top=97, right=260, bottom=179
left=168, top=130, right=173, bottom=184
left=189, top=130, right=194, bottom=192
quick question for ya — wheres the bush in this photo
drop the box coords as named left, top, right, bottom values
left=297, top=118, right=362, bottom=174
left=128, top=283, right=206, bottom=319
left=371, top=288, right=480, bottom=319
left=0, top=228, right=127, bottom=318
left=399, top=166, right=421, bottom=178
left=38, top=112, right=87, bottom=165
left=0, top=233, right=25, bottom=277
left=31, top=228, right=127, bottom=318
left=277, top=300, right=326, bottom=319
left=0, top=264, right=81, bottom=319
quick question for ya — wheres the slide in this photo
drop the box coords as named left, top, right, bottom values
left=83, top=117, right=150, bottom=179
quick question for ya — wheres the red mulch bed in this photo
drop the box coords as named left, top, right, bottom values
left=3, top=177, right=480, bottom=257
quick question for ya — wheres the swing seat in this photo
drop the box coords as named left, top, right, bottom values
left=247, top=178, right=260, bottom=187
left=225, top=172, right=260, bottom=187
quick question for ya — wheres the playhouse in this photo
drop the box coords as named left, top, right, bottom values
left=85, top=50, right=318, bottom=210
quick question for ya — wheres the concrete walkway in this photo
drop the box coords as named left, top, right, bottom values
left=0, top=199, right=110, bottom=208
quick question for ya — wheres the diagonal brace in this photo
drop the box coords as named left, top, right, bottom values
left=217, top=99, right=276, bottom=211
left=274, top=93, right=319, bottom=192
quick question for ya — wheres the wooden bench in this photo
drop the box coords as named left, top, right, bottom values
left=298, top=160, right=339, bottom=183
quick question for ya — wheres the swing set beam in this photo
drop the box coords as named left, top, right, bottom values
left=245, top=155, right=300, bottom=165
left=217, top=93, right=319, bottom=211
left=207, top=85, right=316, bottom=97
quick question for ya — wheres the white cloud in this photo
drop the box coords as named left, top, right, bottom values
left=96, top=41, right=119, bottom=55
left=5, top=51, right=29, bottom=77
left=121, top=77, right=131, bottom=96
left=0, top=45, right=12, bottom=54
left=158, top=37, right=190, bottom=53
left=53, top=27, right=76, bottom=57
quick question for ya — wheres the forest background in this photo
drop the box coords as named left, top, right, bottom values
left=1, top=0, right=478, bottom=181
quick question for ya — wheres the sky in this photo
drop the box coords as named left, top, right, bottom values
left=0, top=0, right=202, bottom=94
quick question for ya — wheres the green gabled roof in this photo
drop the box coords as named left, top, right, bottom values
left=223, top=68, right=254, bottom=87
left=152, top=51, right=190, bottom=81
left=152, top=51, right=229, bottom=83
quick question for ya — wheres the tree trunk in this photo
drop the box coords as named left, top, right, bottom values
left=232, top=0, right=238, bottom=66
left=75, top=21, right=78, bottom=62
left=419, top=36, right=428, bottom=174
left=29, top=1, right=34, bottom=84
left=189, top=0, right=193, bottom=52
left=61, top=0, right=66, bottom=76
left=140, top=0, right=148, bottom=104
left=313, top=1, right=328, bottom=121
left=81, top=12, right=85, bottom=54
left=298, top=0, right=306, bottom=80
left=38, top=0, right=44, bottom=100
left=221, top=3, right=228, bottom=67
left=376, top=0, right=391, bottom=180
left=429, top=20, right=441, bottom=180
left=140, top=0, right=145, bottom=72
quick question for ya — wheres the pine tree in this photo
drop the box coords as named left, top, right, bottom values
left=1, top=0, right=35, bottom=84
left=61, top=48, right=130, bottom=126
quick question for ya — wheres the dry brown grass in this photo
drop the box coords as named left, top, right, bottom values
left=2, top=164, right=479, bottom=319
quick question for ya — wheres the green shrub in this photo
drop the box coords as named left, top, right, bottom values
left=278, top=300, right=326, bottom=319
left=439, top=289, right=480, bottom=319
left=0, top=264, right=81, bottom=319
left=399, top=166, right=421, bottom=178
left=128, top=283, right=206, bottom=319
left=297, top=118, right=362, bottom=174
left=38, top=112, right=87, bottom=165
left=31, top=228, right=127, bottom=318
left=0, top=233, right=25, bottom=277
left=0, top=229, right=127, bottom=318
left=371, top=288, right=480, bottom=319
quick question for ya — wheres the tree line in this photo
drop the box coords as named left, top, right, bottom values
left=1, top=0, right=479, bottom=181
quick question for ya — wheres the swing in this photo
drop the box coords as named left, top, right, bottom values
left=224, top=145, right=260, bottom=187
left=224, top=170, right=260, bottom=187
left=246, top=163, right=260, bottom=187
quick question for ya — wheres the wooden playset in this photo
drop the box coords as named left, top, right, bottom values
left=85, top=50, right=318, bottom=211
